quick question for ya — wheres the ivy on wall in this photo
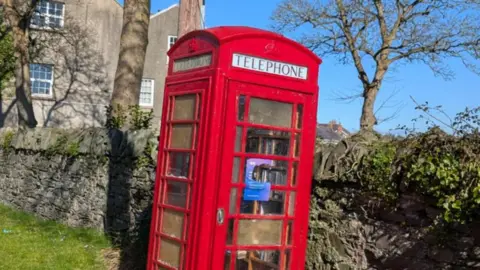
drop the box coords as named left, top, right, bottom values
left=344, top=105, right=480, bottom=224
left=0, top=128, right=157, bottom=171
left=105, top=104, right=154, bottom=130
left=356, top=130, right=480, bottom=223
left=0, top=130, right=14, bottom=150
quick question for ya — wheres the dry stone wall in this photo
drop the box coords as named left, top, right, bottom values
left=307, top=185, right=480, bottom=270
left=0, top=128, right=157, bottom=248
left=1, top=128, right=479, bottom=269
left=309, top=143, right=480, bottom=270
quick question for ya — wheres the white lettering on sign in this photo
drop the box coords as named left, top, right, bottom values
left=232, top=53, right=308, bottom=80
left=173, top=53, right=212, bottom=72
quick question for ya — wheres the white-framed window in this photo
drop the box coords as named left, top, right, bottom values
left=30, top=63, right=54, bottom=97
left=139, top=78, right=155, bottom=107
left=168, top=35, right=178, bottom=49
left=167, top=35, right=178, bottom=63
left=31, top=1, right=65, bottom=29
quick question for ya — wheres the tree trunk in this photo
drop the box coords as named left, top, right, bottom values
left=110, top=0, right=150, bottom=115
left=4, top=0, right=38, bottom=128
left=360, top=85, right=379, bottom=132
left=360, top=60, right=388, bottom=132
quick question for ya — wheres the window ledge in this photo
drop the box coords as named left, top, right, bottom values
left=32, top=95, right=55, bottom=101
left=29, top=25, right=65, bottom=33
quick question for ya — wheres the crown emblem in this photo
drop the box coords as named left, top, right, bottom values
left=188, top=39, right=198, bottom=52
left=265, top=41, right=280, bottom=55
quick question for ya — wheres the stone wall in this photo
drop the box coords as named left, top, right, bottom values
left=2, top=128, right=480, bottom=269
left=0, top=128, right=157, bottom=249
left=308, top=179, right=480, bottom=270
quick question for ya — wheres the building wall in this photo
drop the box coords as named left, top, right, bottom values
left=35, top=0, right=123, bottom=128
left=0, top=0, right=179, bottom=129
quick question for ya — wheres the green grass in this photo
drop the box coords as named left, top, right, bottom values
left=0, top=204, right=112, bottom=270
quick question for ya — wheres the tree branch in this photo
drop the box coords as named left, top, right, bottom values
left=410, top=95, right=454, bottom=130
left=389, top=39, right=480, bottom=62
left=335, top=0, right=371, bottom=87
left=373, top=0, right=389, bottom=45
left=374, top=88, right=405, bottom=124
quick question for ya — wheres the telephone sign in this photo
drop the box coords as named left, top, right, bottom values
left=232, top=53, right=309, bottom=80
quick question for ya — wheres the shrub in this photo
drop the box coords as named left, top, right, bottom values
left=357, top=141, right=398, bottom=202
left=401, top=128, right=480, bottom=223
left=105, top=104, right=153, bottom=130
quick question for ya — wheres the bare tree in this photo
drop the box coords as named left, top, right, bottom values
left=110, top=0, right=150, bottom=119
left=272, top=0, right=480, bottom=132
left=3, top=0, right=38, bottom=128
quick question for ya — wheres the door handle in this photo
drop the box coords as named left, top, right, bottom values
left=217, top=208, right=225, bottom=225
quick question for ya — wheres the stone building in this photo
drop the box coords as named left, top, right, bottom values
left=0, top=0, right=181, bottom=128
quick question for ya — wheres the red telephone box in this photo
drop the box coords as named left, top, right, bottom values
left=147, top=26, right=322, bottom=270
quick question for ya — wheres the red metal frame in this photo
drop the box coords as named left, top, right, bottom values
left=212, top=81, right=315, bottom=270
left=148, top=78, right=214, bottom=270
left=147, top=26, right=321, bottom=270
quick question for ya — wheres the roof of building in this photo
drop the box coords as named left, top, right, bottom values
left=113, top=0, right=122, bottom=8
left=112, top=1, right=178, bottom=20
left=150, top=3, right=179, bottom=19
left=176, top=26, right=322, bottom=64
left=318, top=123, right=350, bottom=135
left=316, top=122, right=351, bottom=141
left=316, top=125, right=344, bottom=141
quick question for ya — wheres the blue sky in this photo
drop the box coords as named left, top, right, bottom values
left=119, top=0, right=480, bottom=134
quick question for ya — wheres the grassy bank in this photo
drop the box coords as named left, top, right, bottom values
left=0, top=204, right=112, bottom=270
